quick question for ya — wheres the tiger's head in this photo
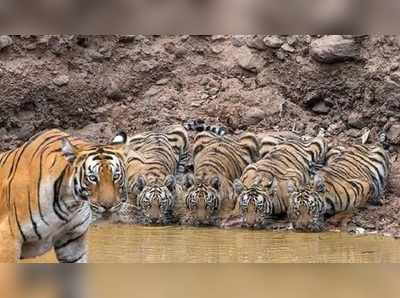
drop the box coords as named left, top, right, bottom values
left=131, top=175, right=177, bottom=224
left=233, top=177, right=276, bottom=228
left=287, top=175, right=328, bottom=232
left=182, top=174, right=221, bottom=225
left=61, top=132, right=129, bottom=219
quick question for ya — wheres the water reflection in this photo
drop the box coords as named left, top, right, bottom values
left=21, top=224, right=400, bottom=263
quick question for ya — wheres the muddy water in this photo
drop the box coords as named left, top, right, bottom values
left=21, top=224, right=400, bottom=263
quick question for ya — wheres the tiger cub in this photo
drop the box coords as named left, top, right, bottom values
left=118, top=125, right=189, bottom=225
left=231, top=135, right=328, bottom=228
left=287, top=143, right=390, bottom=232
left=181, top=131, right=259, bottom=226
left=0, top=129, right=128, bottom=263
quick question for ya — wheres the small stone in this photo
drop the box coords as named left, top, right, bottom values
left=87, top=49, right=104, bottom=62
left=118, top=35, right=136, bottom=43
left=243, top=107, right=266, bottom=125
left=281, top=43, right=295, bottom=53
left=310, top=35, right=359, bottom=63
left=232, top=35, right=246, bottom=47
left=24, top=43, right=37, bottom=50
left=156, top=78, right=170, bottom=85
left=304, top=92, right=324, bottom=107
left=211, top=35, right=226, bottom=41
left=247, top=36, right=267, bottom=50
left=390, top=63, right=399, bottom=71
left=208, top=87, right=219, bottom=96
left=387, top=124, right=400, bottom=145
left=53, top=75, right=69, bottom=86
left=105, top=79, right=124, bottom=100
left=144, top=86, right=161, bottom=97
left=0, top=35, right=13, bottom=50
left=238, top=50, right=265, bottom=73
left=275, top=51, right=286, bottom=61
left=347, top=112, right=366, bottom=129
left=312, top=102, right=330, bottom=114
left=263, top=35, right=284, bottom=48
left=390, top=71, right=400, bottom=84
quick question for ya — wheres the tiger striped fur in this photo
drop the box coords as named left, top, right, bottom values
left=288, top=143, right=390, bottom=232
left=122, top=125, right=189, bottom=225
left=0, top=129, right=128, bottom=263
left=232, top=135, right=328, bottom=228
left=182, top=130, right=259, bottom=226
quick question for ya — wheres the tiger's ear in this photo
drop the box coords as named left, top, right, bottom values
left=183, top=174, right=195, bottom=190
left=112, top=131, right=128, bottom=145
left=314, top=174, right=326, bottom=193
left=164, top=175, right=176, bottom=192
left=111, top=131, right=129, bottom=155
left=210, top=176, right=221, bottom=191
left=61, top=138, right=77, bottom=163
left=233, top=179, right=244, bottom=195
left=136, top=175, right=146, bottom=192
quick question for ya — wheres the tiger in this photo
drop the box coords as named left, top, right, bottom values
left=232, top=135, right=328, bottom=228
left=182, top=130, right=259, bottom=226
left=287, top=142, right=390, bottom=232
left=0, top=129, right=128, bottom=263
left=118, top=125, right=189, bottom=225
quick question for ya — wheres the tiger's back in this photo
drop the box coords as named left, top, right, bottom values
left=182, top=131, right=259, bottom=225
left=288, top=143, right=390, bottom=232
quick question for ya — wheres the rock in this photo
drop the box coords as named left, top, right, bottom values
left=53, top=75, right=69, bottom=86
left=238, top=50, right=265, bottom=73
left=105, top=78, right=124, bottom=100
left=232, top=35, right=246, bottom=47
left=390, top=63, right=399, bottom=72
left=347, top=112, right=366, bottom=129
left=156, top=78, right=170, bottom=85
left=144, top=86, right=161, bottom=97
left=211, top=35, right=226, bottom=41
left=275, top=51, right=286, bottom=61
left=387, top=124, right=400, bottom=145
left=0, top=35, right=13, bottom=50
left=118, top=35, right=136, bottom=43
left=263, top=35, right=284, bottom=48
left=243, top=107, right=266, bottom=125
left=304, top=91, right=324, bottom=107
left=312, top=102, right=330, bottom=114
left=310, top=35, right=359, bottom=63
left=87, top=49, right=104, bottom=62
left=247, top=36, right=267, bottom=50
left=281, top=43, right=295, bottom=53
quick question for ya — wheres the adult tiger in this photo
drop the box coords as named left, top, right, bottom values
left=231, top=135, right=328, bottom=228
left=287, top=143, right=390, bottom=232
left=182, top=130, right=259, bottom=226
left=0, top=129, right=128, bottom=263
left=121, top=125, right=189, bottom=225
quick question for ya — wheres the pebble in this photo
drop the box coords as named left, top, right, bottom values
left=53, top=75, right=69, bottom=86
left=312, top=101, right=330, bottom=114
left=281, top=43, right=295, bottom=53
left=0, top=35, right=13, bottom=50
left=263, top=35, right=284, bottom=48
left=238, top=49, right=265, bottom=73
left=243, top=107, right=265, bottom=125
left=347, top=112, right=367, bottom=129
left=310, top=35, right=359, bottom=63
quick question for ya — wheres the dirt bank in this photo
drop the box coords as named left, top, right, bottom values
left=0, top=35, right=399, bottom=237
